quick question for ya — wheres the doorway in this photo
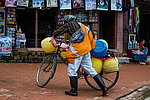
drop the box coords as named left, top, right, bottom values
left=100, top=11, right=116, bottom=49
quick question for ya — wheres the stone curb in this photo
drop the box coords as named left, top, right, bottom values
left=116, top=84, right=150, bottom=100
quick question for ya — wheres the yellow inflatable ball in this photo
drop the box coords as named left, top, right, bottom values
left=91, top=57, right=103, bottom=74
left=103, top=57, right=119, bottom=74
left=41, top=37, right=56, bottom=53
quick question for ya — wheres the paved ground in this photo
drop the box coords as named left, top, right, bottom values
left=0, top=61, right=150, bottom=100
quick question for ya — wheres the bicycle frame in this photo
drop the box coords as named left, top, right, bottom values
left=54, top=40, right=68, bottom=65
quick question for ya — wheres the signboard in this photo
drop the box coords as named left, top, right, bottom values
left=47, top=0, right=58, bottom=7
left=17, top=0, right=29, bottom=7
left=60, top=0, right=71, bottom=9
left=0, top=36, right=12, bottom=55
left=33, top=0, right=44, bottom=8
left=85, top=0, right=96, bottom=10
left=97, top=0, right=108, bottom=10
left=5, top=0, right=17, bottom=7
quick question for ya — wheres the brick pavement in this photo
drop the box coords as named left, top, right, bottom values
left=0, top=62, right=150, bottom=100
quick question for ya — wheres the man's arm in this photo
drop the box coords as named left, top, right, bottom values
left=52, top=23, right=69, bottom=38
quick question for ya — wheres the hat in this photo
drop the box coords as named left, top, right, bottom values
left=64, top=15, right=77, bottom=23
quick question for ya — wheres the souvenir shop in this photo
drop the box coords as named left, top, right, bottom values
left=0, top=0, right=125, bottom=55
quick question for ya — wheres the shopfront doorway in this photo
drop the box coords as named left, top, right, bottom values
left=16, top=8, right=57, bottom=48
left=100, top=11, right=116, bottom=49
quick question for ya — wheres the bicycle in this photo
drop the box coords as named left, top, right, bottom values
left=36, top=38, right=119, bottom=91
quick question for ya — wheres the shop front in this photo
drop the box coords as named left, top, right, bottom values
left=0, top=0, right=126, bottom=63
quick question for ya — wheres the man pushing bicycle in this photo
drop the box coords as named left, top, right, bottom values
left=52, top=15, right=108, bottom=96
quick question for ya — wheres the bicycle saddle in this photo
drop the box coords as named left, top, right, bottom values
left=51, top=37, right=69, bottom=49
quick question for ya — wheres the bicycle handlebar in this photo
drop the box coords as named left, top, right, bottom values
left=55, top=38, right=70, bottom=45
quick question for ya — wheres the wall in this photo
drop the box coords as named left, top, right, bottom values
left=123, top=11, right=129, bottom=53
left=109, top=12, right=124, bottom=53
left=116, top=12, right=123, bottom=53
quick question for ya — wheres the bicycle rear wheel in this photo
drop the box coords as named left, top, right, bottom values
left=37, top=55, right=57, bottom=87
left=84, top=70, right=119, bottom=90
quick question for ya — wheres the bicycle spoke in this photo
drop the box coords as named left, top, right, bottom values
left=101, top=76, right=113, bottom=83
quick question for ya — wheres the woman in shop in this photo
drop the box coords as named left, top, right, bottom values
left=52, top=15, right=108, bottom=96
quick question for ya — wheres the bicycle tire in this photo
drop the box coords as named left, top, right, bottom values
left=37, top=55, right=57, bottom=87
left=84, top=70, right=119, bottom=90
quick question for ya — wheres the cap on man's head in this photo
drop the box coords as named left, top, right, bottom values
left=64, top=15, right=77, bottom=23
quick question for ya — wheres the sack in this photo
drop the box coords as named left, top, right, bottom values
left=91, top=57, right=103, bottom=74
left=70, top=28, right=85, bottom=43
left=103, top=57, right=119, bottom=74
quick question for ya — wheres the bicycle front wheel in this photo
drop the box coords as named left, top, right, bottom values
left=37, top=55, right=57, bottom=87
left=84, top=70, right=119, bottom=90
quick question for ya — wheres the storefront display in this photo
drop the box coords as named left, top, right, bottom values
left=73, top=9, right=88, bottom=22
left=88, top=10, right=98, bottom=22
left=57, top=10, right=65, bottom=25
left=5, top=8, right=16, bottom=49
left=6, top=8, right=16, bottom=25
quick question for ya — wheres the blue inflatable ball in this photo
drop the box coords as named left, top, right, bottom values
left=91, top=40, right=107, bottom=58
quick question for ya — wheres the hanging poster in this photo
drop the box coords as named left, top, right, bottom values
left=85, top=0, right=96, bottom=10
left=5, top=0, right=17, bottom=7
left=60, top=0, right=71, bottom=9
left=33, top=0, right=44, bottom=8
left=17, top=0, right=29, bottom=7
left=47, top=0, right=58, bottom=7
left=0, top=0, right=5, bottom=7
left=0, top=36, right=12, bottom=56
left=72, top=0, right=84, bottom=8
left=111, top=0, right=122, bottom=11
left=97, top=0, right=108, bottom=10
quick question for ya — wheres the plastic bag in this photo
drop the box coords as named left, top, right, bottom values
left=91, top=57, right=103, bottom=74
left=103, top=57, right=119, bottom=74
